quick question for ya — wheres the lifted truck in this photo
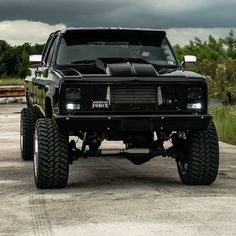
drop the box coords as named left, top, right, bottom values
left=20, top=28, right=219, bottom=189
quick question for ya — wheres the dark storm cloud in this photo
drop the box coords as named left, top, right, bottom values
left=0, top=0, right=236, bottom=28
left=0, top=0, right=124, bottom=26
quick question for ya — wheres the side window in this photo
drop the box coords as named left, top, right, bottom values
left=160, top=39, right=176, bottom=62
left=45, top=37, right=57, bottom=66
left=41, top=36, right=53, bottom=64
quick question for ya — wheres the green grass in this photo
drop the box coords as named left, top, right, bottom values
left=210, top=105, right=236, bottom=145
left=0, top=76, right=24, bottom=86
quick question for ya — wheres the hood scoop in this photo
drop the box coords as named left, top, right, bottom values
left=132, top=63, right=158, bottom=77
left=96, top=58, right=158, bottom=77
left=57, top=68, right=82, bottom=77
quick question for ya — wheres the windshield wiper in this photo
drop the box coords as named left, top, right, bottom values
left=71, top=59, right=95, bottom=65
left=152, top=63, right=178, bottom=68
left=125, top=57, right=150, bottom=64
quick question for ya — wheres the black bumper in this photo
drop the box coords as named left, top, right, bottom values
left=54, top=114, right=212, bottom=133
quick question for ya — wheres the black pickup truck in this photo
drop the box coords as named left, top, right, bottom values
left=21, top=28, right=219, bottom=189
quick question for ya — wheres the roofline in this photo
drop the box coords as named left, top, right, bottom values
left=59, top=27, right=166, bottom=35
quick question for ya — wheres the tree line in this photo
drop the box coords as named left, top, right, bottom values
left=0, top=40, right=43, bottom=78
left=174, top=30, right=236, bottom=101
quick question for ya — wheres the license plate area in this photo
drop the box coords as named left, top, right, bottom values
left=122, top=119, right=151, bottom=131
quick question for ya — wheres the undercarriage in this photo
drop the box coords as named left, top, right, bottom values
left=68, top=131, right=173, bottom=165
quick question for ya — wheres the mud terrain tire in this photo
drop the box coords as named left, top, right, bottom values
left=176, top=121, right=219, bottom=185
left=34, top=118, right=69, bottom=189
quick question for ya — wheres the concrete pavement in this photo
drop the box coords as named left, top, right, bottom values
left=0, top=104, right=236, bottom=236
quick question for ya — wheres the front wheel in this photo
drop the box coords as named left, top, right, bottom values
left=176, top=121, right=219, bottom=185
left=34, top=118, right=69, bottom=189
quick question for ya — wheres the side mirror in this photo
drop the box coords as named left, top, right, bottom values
left=29, top=55, right=42, bottom=68
left=182, top=55, right=197, bottom=69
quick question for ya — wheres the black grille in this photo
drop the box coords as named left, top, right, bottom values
left=111, top=86, right=158, bottom=104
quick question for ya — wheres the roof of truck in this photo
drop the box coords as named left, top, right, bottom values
left=58, top=27, right=166, bottom=35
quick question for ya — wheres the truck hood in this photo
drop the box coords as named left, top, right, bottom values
left=53, top=58, right=204, bottom=80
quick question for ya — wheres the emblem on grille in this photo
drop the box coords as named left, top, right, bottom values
left=92, top=100, right=109, bottom=109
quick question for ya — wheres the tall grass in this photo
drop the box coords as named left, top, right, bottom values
left=0, top=76, right=24, bottom=86
left=210, top=105, right=236, bottom=145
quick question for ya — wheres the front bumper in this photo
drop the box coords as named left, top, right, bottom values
left=54, top=113, right=212, bottom=132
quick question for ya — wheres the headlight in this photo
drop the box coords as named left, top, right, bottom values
left=187, top=87, right=202, bottom=99
left=187, top=103, right=202, bottom=110
left=65, top=88, right=81, bottom=111
left=66, top=103, right=80, bottom=110
left=65, top=88, right=81, bottom=100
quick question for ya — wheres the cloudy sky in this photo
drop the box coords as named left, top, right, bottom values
left=0, top=0, right=236, bottom=45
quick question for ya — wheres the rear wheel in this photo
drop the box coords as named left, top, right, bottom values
left=20, top=108, right=35, bottom=160
left=34, top=118, right=69, bottom=189
left=176, top=121, right=219, bottom=185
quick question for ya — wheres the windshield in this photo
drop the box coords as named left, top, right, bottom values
left=56, top=31, right=178, bottom=67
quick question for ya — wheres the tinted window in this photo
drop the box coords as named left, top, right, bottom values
left=45, top=37, right=57, bottom=66
left=56, top=30, right=177, bottom=66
